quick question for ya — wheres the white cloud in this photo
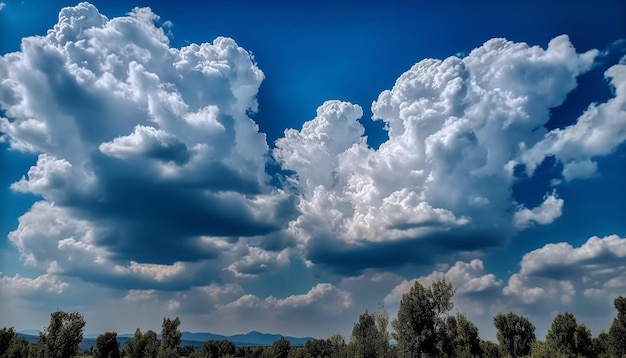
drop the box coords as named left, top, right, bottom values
left=519, top=234, right=626, bottom=277
left=516, top=63, right=626, bottom=180
left=513, top=190, right=564, bottom=229
left=0, top=273, right=68, bottom=295
left=384, top=259, right=502, bottom=306
left=0, top=2, right=5, bottom=11
left=277, top=35, right=599, bottom=272
left=0, top=2, right=296, bottom=291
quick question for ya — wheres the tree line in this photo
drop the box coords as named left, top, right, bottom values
left=1, top=279, right=625, bottom=357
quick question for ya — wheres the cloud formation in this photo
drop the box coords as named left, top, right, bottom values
left=0, top=2, right=295, bottom=288
left=276, top=35, right=601, bottom=274
left=1, top=2, right=626, bottom=341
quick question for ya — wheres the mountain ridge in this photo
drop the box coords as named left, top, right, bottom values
left=18, top=330, right=316, bottom=347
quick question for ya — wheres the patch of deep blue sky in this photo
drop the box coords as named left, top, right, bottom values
left=1, top=0, right=625, bottom=280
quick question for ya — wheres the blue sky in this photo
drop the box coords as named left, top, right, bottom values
left=1, top=0, right=625, bottom=342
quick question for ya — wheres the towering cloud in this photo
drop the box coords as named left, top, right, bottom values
left=276, top=35, right=601, bottom=274
left=0, top=2, right=295, bottom=288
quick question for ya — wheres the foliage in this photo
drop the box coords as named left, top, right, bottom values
left=479, top=340, right=501, bottom=358
left=493, top=312, right=535, bottom=358
left=545, top=312, right=578, bottom=357
left=528, top=341, right=568, bottom=358
left=158, top=317, right=182, bottom=358
left=444, top=313, right=482, bottom=358
left=608, top=296, right=626, bottom=357
left=194, top=339, right=236, bottom=358
left=2, top=333, right=28, bottom=358
left=349, top=311, right=379, bottom=358
left=268, top=337, right=291, bottom=358
left=178, top=344, right=195, bottom=358
left=0, top=327, right=17, bottom=356
left=94, top=331, right=121, bottom=358
left=592, top=331, right=610, bottom=358
left=121, top=328, right=159, bottom=358
left=40, top=310, right=86, bottom=358
left=392, top=279, right=454, bottom=357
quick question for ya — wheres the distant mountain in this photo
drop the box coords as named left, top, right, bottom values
left=181, top=331, right=228, bottom=342
left=18, top=329, right=315, bottom=348
left=225, top=331, right=313, bottom=346
left=17, top=330, right=40, bottom=336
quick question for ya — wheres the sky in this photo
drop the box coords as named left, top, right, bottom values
left=0, top=0, right=625, bottom=343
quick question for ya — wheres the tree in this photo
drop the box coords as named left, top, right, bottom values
left=350, top=311, right=382, bottom=358
left=493, top=312, right=535, bottom=358
left=41, top=310, right=86, bottom=358
left=28, top=334, right=45, bottom=358
left=158, top=317, right=182, bottom=358
left=5, top=337, right=29, bottom=358
left=479, top=340, right=501, bottom=358
left=197, top=339, right=236, bottom=358
left=269, top=337, right=291, bottom=358
left=592, top=332, right=610, bottom=358
left=392, top=279, right=454, bottom=357
left=0, top=327, right=16, bottom=356
left=574, top=323, right=593, bottom=358
left=608, top=296, right=626, bottom=357
left=373, top=304, right=393, bottom=358
left=0, top=328, right=29, bottom=358
left=95, top=331, right=120, bottom=358
left=121, top=328, right=159, bottom=358
left=448, top=313, right=482, bottom=358
left=528, top=341, right=568, bottom=358
left=328, top=333, right=348, bottom=358
left=545, top=312, right=577, bottom=357
left=178, top=344, right=195, bottom=358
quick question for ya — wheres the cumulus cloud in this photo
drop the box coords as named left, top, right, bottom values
left=0, top=273, right=68, bottom=295
left=513, top=190, right=564, bottom=229
left=277, top=35, right=601, bottom=274
left=384, top=259, right=502, bottom=306
left=0, top=2, right=296, bottom=290
left=516, top=62, right=626, bottom=181
left=519, top=234, right=626, bottom=280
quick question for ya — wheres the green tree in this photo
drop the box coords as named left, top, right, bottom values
left=493, top=312, right=535, bottom=358
left=41, top=310, right=86, bottom=358
left=121, top=328, right=159, bottom=358
left=178, top=344, right=195, bottom=358
left=373, top=304, right=393, bottom=358
left=350, top=311, right=379, bottom=358
left=302, top=338, right=332, bottom=357
left=95, top=331, right=120, bottom=358
left=270, top=337, right=291, bottom=358
left=479, top=340, right=501, bottom=358
left=197, top=339, right=236, bottom=358
left=328, top=333, right=348, bottom=358
left=608, top=296, right=626, bottom=357
left=0, top=327, right=16, bottom=356
left=528, top=341, right=568, bottom=358
left=158, top=317, right=182, bottom=358
left=574, top=323, right=593, bottom=358
left=545, top=312, right=577, bottom=357
left=447, top=313, right=481, bottom=358
left=28, top=334, right=45, bottom=358
left=391, top=279, right=454, bottom=358
left=5, top=336, right=29, bottom=358
left=592, top=332, right=610, bottom=358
